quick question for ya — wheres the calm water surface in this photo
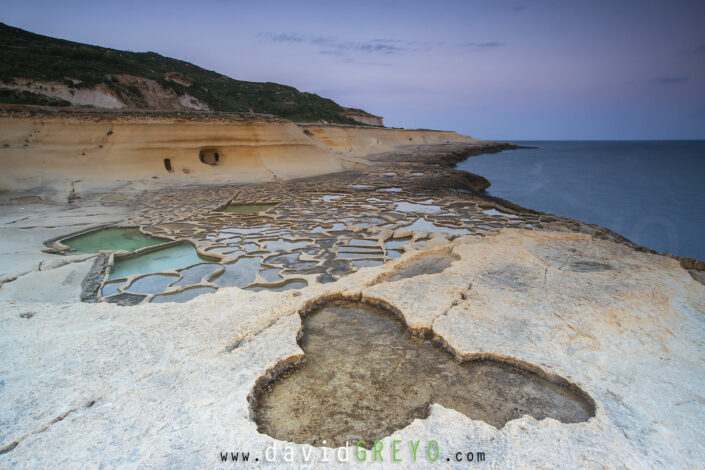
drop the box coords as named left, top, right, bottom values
left=456, top=141, right=705, bottom=261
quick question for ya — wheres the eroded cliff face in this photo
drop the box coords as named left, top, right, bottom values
left=0, top=110, right=473, bottom=198
left=299, top=124, right=471, bottom=157
left=341, top=110, right=384, bottom=126
left=1, top=76, right=214, bottom=111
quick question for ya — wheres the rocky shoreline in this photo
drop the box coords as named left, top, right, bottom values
left=1, top=135, right=704, bottom=468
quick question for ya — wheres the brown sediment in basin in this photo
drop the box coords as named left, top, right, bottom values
left=252, top=301, right=595, bottom=448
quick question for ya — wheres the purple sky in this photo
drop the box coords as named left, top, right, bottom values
left=3, top=0, right=704, bottom=139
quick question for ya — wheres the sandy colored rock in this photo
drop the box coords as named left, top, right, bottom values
left=0, top=111, right=473, bottom=198
left=301, top=124, right=470, bottom=157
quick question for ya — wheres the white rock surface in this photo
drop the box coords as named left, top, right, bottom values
left=0, top=229, right=703, bottom=468
left=0, top=257, right=95, bottom=303
left=394, top=202, right=444, bottom=214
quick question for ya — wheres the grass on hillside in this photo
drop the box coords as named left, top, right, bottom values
left=0, top=22, right=368, bottom=124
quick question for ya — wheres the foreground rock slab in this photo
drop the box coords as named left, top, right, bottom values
left=1, top=229, right=703, bottom=468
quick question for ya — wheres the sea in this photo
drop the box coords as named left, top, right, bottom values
left=455, top=141, right=705, bottom=261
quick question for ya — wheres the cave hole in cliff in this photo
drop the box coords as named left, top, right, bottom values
left=253, top=300, right=595, bottom=448
left=163, top=158, right=173, bottom=173
left=199, top=149, right=220, bottom=166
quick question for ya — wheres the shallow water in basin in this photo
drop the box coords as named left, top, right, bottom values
left=385, top=249, right=403, bottom=259
left=109, top=243, right=216, bottom=279
left=259, top=268, right=282, bottom=282
left=211, top=256, right=262, bottom=288
left=254, top=302, right=594, bottom=447
left=125, top=274, right=179, bottom=295
left=384, top=237, right=411, bottom=250
left=171, top=263, right=222, bottom=287
left=402, top=218, right=470, bottom=235
left=63, top=228, right=167, bottom=254
left=100, top=279, right=124, bottom=297
left=263, top=240, right=310, bottom=252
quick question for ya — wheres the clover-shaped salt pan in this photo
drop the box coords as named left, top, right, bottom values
left=253, top=301, right=595, bottom=448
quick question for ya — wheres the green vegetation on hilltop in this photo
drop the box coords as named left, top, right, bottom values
left=0, top=22, right=369, bottom=123
left=0, top=88, right=71, bottom=107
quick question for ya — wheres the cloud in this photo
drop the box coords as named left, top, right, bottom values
left=257, top=32, right=504, bottom=61
left=259, top=32, right=306, bottom=43
left=258, top=32, right=409, bottom=55
left=460, top=41, right=505, bottom=49
left=654, top=76, right=688, bottom=85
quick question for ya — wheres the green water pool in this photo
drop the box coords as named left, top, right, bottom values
left=110, top=243, right=217, bottom=279
left=62, top=228, right=167, bottom=254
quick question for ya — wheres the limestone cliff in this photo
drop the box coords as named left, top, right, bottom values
left=341, top=108, right=384, bottom=126
left=0, top=108, right=473, bottom=197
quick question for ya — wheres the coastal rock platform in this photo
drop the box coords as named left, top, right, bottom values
left=2, top=228, right=703, bottom=468
left=1, top=127, right=704, bottom=468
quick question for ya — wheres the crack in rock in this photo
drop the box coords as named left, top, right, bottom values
left=0, top=397, right=102, bottom=455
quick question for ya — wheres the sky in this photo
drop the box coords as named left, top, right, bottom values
left=2, top=0, right=705, bottom=139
